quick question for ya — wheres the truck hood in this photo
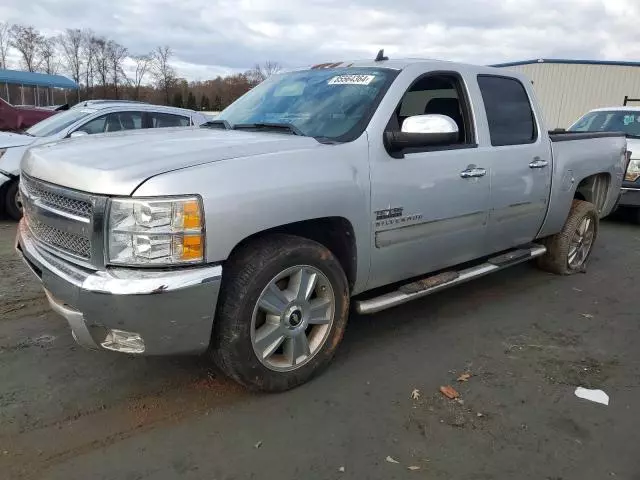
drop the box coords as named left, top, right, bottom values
left=0, top=131, right=36, bottom=148
left=21, top=127, right=322, bottom=195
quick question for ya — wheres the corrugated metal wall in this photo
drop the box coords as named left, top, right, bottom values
left=496, top=62, right=640, bottom=129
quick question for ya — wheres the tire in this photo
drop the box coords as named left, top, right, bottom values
left=211, top=234, right=350, bottom=392
left=4, top=179, right=22, bottom=221
left=536, top=199, right=599, bottom=275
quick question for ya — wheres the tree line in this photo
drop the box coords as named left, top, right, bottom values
left=0, top=22, right=280, bottom=110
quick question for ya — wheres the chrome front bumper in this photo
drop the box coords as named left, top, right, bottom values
left=15, top=220, right=223, bottom=355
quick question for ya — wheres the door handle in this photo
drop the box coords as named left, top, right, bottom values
left=460, top=167, right=487, bottom=178
left=529, top=158, right=549, bottom=169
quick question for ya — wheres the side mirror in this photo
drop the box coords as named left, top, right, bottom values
left=69, top=130, right=88, bottom=138
left=385, top=114, right=459, bottom=153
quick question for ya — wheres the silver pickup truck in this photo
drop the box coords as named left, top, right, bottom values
left=15, top=57, right=627, bottom=391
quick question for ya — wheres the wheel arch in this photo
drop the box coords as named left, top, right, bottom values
left=537, top=171, right=612, bottom=238
left=226, top=217, right=358, bottom=292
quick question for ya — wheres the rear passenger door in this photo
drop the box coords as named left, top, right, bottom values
left=477, top=75, right=552, bottom=252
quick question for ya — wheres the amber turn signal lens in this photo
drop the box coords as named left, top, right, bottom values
left=175, top=234, right=204, bottom=261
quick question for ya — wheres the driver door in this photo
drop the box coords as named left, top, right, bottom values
left=367, top=71, right=492, bottom=289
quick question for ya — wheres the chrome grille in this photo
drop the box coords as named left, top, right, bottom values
left=20, top=175, right=98, bottom=263
left=26, top=216, right=91, bottom=259
left=21, top=175, right=92, bottom=219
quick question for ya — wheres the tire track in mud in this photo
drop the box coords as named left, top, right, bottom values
left=0, top=373, right=250, bottom=479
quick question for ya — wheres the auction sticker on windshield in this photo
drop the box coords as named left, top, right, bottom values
left=328, top=74, right=376, bottom=85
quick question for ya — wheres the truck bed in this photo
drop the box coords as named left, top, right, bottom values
left=536, top=132, right=627, bottom=238
left=548, top=131, right=626, bottom=142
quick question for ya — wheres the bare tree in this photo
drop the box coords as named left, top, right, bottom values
left=92, top=37, right=110, bottom=94
left=0, top=22, right=10, bottom=69
left=81, top=30, right=99, bottom=96
left=152, top=45, right=176, bottom=104
left=108, top=41, right=128, bottom=99
left=60, top=29, right=83, bottom=94
left=10, top=24, right=43, bottom=72
left=131, top=54, right=152, bottom=100
left=247, top=60, right=281, bottom=85
left=39, top=37, right=59, bottom=74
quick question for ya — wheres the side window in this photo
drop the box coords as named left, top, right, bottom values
left=388, top=73, right=474, bottom=145
left=78, top=115, right=107, bottom=134
left=477, top=75, right=537, bottom=146
left=77, top=112, right=143, bottom=134
left=148, top=113, right=191, bottom=128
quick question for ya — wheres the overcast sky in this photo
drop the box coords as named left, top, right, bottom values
left=1, top=0, right=639, bottom=80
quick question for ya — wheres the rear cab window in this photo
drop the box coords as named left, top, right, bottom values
left=477, top=75, right=538, bottom=146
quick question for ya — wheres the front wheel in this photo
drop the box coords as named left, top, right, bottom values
left=211, top=234, right=349, bottom=392
left=4, top=180, right=22, bottom=221
left=537, top=199, right=599, bottom=275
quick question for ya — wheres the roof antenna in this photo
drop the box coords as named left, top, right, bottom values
left=375, top=49, right=388, bottom=62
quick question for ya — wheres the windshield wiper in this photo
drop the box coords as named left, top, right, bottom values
left=626, top=133, right=640, bottom=139
left=201, top=119, right=231, bottom=130
left=232, top=122, right=304, bottom=136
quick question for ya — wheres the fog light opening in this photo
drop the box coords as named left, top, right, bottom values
left=101, top=329, right=145, bottom=354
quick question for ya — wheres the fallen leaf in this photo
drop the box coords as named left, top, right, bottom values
left=410, top=388, right=421, bottom=400
left=573, top=287, right=583, bottom=292
left=439, top=385, right=460, bottom=399
left=254, top=441, right=262, bottom=449
left=457, top=373, right=472, bottom=382
left=408, top=466, right=421, bottom=471
left=338, top=466, right=345, bottom=473
left=385, top=456, right=400, bottom=464
left=580, top=313, right=594, bottom=319
left=477, top=412, right=484, bottom=417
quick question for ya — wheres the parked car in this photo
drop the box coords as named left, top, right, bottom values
left=16, top=57, right=627, bottom=392
left=0, top=102, right=209, bottom=219
left=569, top=106, right=640, bottom=222
left=0, top=97, right=66, bottom=132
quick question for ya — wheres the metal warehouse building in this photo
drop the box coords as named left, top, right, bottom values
left=492, top=59, right=640, bottom=129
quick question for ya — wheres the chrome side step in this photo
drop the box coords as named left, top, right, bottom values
left=355, top=244, right=547, bottom=315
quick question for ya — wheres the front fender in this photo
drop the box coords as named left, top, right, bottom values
left=133, top=135, right=372, bottom=293
left=0, top=145, right=28, bottom=178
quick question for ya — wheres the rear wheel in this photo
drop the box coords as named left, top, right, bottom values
left=211, top=234, right=349, bottom=391
left=537, top=200, right=598, bottom=275
left=4, top=180, right=22, bottom=221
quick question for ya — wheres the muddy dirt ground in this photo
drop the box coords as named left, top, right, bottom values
left=0, top=217, right=639, bottom=480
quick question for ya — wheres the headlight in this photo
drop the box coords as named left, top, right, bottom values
left=626, top=158, right=640, bottom=182
left=107, top=196, right=205, bottom=265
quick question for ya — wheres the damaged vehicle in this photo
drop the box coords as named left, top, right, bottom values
left=16, top=55, right=627, bottom=391
left=569, top=106, right=640, bottom=222
left=0, top=101, right=208, bottom=219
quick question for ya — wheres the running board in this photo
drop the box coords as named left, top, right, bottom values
left=355, top=244, right=547, bottom=315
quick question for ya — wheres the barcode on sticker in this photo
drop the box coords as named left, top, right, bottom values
left=328, top=75, right=376, bottom=85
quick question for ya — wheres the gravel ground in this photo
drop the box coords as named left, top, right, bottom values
left=0, top=217, right=639, bottom=480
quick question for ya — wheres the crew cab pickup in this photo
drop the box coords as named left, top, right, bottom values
left=15, top=57, right=627, bottom=391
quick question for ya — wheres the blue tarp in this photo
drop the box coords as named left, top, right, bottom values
left=0, top=69, right=78, bottom=89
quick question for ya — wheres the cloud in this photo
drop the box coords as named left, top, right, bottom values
left=1, top=0, right=638, bottom=80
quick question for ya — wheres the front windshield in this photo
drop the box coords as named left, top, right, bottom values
left=215, top=67, right=396, bottom=140
left=26, top=108, right=96, bottom=137
left=569, top=110, right=640, bottom=138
